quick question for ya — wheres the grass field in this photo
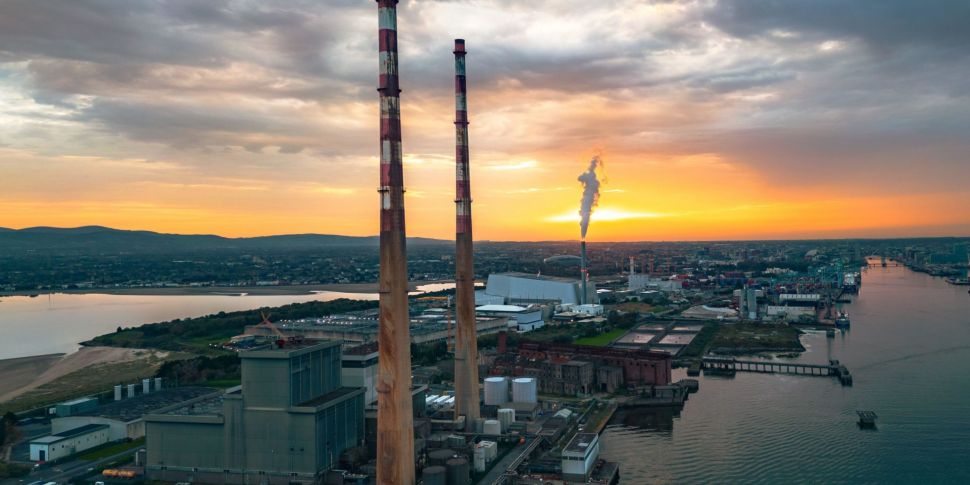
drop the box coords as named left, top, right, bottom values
left=710, top=323, right=804, bottom=353
left=0, top=351, right=191, bottom=414
left=574, top=328, right=627, bottom=347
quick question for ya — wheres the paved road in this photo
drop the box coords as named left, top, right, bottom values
left=1, top=447, right=139, bottom=485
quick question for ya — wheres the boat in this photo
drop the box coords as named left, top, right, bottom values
left=945, top=277, right=970, bottom=286
left=835, top=311, right=850, bottom=327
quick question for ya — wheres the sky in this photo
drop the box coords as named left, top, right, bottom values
left=1, top=0, right=968, bottom=242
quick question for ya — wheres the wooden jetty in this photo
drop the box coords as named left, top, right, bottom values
left=702, top=356, right=853, bottom=386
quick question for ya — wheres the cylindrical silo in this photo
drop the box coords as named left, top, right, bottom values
left=483, top=377, right=508, bottom=406
left=154, top=377, right=163, bottom=391
left=114, top=385, right=122, bottom=401
left=512, top=378, right=537, bottom=403
left=127, top=383, right=136, bottom=398
left=483, top=420, right=501, bottom=436
left=497, top=408, right=515, bottom=431
left=428, top=449, right=455, bottom=467
left=445, top=457, right=470, bottom=485
left=142, top=378, right=151, bottom=394
left=422, top=466, right=447, bottom=485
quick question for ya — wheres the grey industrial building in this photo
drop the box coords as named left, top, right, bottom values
left=478, top=272, right=597, bottom=306
left=145, top=340, right=364, bottom=485
left=246, top=309, right=508, bottom=346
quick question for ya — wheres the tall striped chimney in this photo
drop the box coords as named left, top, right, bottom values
left=452, top=38, right=481, bottom=431
left=581, top=240, right=588, bottom=305
left=375, top=1, right=415, bottom=484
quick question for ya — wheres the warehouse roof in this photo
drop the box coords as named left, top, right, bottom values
left=31, top=424, right=109, bottom=445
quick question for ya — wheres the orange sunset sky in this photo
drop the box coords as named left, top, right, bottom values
left=1, top=1, right=968, bottom=241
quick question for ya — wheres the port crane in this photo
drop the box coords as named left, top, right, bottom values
left=243, top=312, right=303, bottom=347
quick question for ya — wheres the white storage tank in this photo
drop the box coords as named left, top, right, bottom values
left=473, top=445, right=487, bottom=472
left=480, top=440, right=498, bottom=461
left=497, top=408, right=515, bottom=431
left=483, top=419, right=502, bottom=436
left=512, top=377, right=537, bottom=404
left=483, top=377, right=508, bottom=406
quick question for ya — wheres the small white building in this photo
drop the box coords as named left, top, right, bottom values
left=30, top=424, right=111, bottom=462
left=476, top=304, right=545, bottom=332
left=561, top=432, right=601, bottom=483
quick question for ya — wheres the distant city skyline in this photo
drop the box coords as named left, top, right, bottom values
left=1, top=1, right=968, bottom=241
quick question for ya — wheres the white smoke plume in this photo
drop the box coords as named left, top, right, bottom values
left=577, top=156, right=603, bottom=240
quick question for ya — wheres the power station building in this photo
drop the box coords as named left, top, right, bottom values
left=144, top=340, right=364, bottom=485
left=478, top=272, right=597, bottom=306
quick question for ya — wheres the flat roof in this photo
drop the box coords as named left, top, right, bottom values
left=83, top=387, right=218, bottom=421
left=241, top=339, right=341, bottom=359
left=476, top=304, right=530, bottom=312
left=158, top=394, right=224, bottom=417
left=494, top=272, right=578, bottom=283
left=564, top=432, right=599, bottom=455
left=32, top=424, right=109, bottom=445
left=297, top=386, right=363, bottom=408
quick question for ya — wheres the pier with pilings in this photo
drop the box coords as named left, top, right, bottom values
left=702, top=356, right=853, bottom=386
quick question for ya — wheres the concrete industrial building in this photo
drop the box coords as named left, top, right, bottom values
left=144, top=340, right=364, bottom=485
left=478, top=273, right=597, bottom=306
left=341, top=342, right=379, bottom=405
left=247, top=310, right=508, bottom=346
left=52, top=387, right=218, bottom=442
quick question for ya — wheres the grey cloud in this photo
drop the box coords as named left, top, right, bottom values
left=706, top=0, right=970, bottom=54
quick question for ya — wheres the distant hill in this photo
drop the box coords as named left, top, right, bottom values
left=0, top=226, right=448, bottom=254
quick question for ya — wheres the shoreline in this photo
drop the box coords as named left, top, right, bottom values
left=0, top=280, right=455, bottom=297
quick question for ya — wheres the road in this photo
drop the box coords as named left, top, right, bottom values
left=1, top=447, right=140, bottom=485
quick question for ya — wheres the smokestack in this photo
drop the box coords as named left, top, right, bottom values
left=581, top=240, right=588, bottom=305
left=375, top=1, right=414, bottom=484
left=452, top=38, right=481, bottom=431
left=577, top=157, right=601, bottom=306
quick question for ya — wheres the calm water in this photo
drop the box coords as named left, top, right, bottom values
left=601, top=264, right=970, bottom=484
left=0, top=283, right=454, bottom=360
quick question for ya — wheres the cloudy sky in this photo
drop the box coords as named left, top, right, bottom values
left=1, top=0, right=968, bottom=241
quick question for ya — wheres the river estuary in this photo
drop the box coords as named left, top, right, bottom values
left=0, top=283, right=454, bottom=360
left=601, top=263, right=970, bottom=484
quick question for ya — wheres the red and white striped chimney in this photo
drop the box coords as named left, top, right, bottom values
left=375, top=1, right=415, bottom=484
left=452, top=38, right=481, bottom=431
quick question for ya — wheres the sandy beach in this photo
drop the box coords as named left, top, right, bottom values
left=0, top=280, right=454, bottom=297
left=0, top=346, right=170, bottom=404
